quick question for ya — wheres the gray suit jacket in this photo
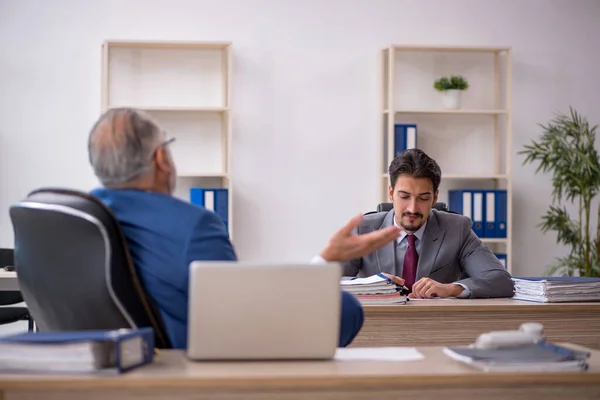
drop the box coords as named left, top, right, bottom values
left=342, top=209, right=514, bottom=298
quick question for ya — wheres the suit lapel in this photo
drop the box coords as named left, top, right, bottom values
left=417, top=210, right=445, bottom=280
left=375, top=210, right=396, bottom=274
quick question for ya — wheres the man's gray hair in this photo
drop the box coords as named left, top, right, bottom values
left=88, top=108, right=165, bottom=186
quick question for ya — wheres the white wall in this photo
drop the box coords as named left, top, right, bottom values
left=1, top=0, right=599, bottom=276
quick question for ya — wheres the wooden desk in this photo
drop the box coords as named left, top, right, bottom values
left=0, top=271, right=18, bottom=291
left=352, top=299, right=600, bottom=349
left=0, top=345, right=598, bottom=400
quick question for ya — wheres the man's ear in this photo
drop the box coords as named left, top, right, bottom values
left=154, top=147, right=172, bottom=173
left=432, top=189, right=439, bottom=205
left=388, top=185, right=393, bottom=202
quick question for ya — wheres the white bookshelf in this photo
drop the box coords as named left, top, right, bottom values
left=101, top=40, right=234, bottom=237
left=380, top=45, right=512, bottom=272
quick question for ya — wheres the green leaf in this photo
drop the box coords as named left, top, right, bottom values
left=544, top=254, right=584, bottom=277
left=538, top=206, right=580, bottom=247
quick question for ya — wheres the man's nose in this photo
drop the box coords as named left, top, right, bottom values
left=406, top=198, right=419, bottom=213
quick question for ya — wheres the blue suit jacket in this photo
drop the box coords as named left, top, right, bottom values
left=91, top=188, right=236, bottom=349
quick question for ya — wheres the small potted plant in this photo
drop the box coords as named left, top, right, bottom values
left=433, top=75, right=469, bottom=109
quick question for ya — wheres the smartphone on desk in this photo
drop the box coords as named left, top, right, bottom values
left=3, top=265, right=15, bottom=272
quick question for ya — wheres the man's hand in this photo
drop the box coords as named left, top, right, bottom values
left=320, top=214, right=401, bottom=262
left=408, top=278, right=464, bottom=299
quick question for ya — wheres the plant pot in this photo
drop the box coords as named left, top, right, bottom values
left=441, top=89, right=462, bottom=109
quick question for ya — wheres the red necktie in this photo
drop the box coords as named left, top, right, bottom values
left=402, top=234, right=418, bottom=289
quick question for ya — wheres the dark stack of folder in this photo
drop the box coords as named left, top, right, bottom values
left=444, top=341, right=590, bottom=372
left=512, top=277, right=600, bottom=303
left=0, top=328, right=155, bottom=374
left=341, top=274, right=407, bottom=305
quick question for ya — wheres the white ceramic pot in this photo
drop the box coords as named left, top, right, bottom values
left=442, top=89, right=462, bottom=109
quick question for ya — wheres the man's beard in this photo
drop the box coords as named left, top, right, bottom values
left=400, top=212, right=424, bottom=232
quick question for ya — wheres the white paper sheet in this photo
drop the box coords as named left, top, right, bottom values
left=340, top=275, right=387, bottom=286
left=334, top=347, right=424, bottom=362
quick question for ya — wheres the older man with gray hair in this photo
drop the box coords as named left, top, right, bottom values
left=89, top=107, right=178, bottom=194
left=88, top=107, right=401, bottom=349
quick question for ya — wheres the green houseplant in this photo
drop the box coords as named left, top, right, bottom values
left=519, top=107, right=600, bottom=277
left=433, top=75, right=469, bottom=109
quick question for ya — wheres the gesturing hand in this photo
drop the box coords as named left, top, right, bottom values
left=321, top=214, right=401, bottom=262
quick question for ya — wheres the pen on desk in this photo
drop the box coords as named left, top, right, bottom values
left=397, top=285, right=410, bottom=295
left=377, top=272, right=410, bottom=293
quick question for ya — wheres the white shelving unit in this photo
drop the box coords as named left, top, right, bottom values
left=101, top=40, right=234, bottom=237
left=380, top=45, right=512, bottom=272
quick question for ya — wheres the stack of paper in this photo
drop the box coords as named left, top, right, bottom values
left=512, top=277, right=600, bottom=303
left=444, top=341, right=590, bottom=372
left=340, top=274, right=407, bottom=305
left=0, top=328, right=155, bottom=374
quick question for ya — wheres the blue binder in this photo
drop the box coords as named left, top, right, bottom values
left=448, top=190, right=485, bottom=237
left=484, top=190, right=507, bottom=238
left=448, top=189, right=472, bottom=218
left=471, top=190, right=485, bottom=237
left=190, top=188, right=229, bottom=230
left=394, top=124, right=417, bottom=156
left=0, top=327, right=154, bottom=373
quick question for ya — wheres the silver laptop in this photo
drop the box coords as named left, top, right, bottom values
left=186, top=261, right=341, bottom=361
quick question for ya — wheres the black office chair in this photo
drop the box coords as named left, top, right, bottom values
left=369, top=202, right=455, bottom=214
left=9, top=187, right=172, bottom=348
left=0, top=248, right=34, bottom=331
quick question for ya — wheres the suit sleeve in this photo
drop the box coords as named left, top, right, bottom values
left=186, top=211, right=238, bottom=264
left=342, top=257, right=362, bottom=277
left=455, top=217, right=514, bottom=299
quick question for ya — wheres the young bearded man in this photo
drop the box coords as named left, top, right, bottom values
left=342, top=149, right=514, bottom=299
